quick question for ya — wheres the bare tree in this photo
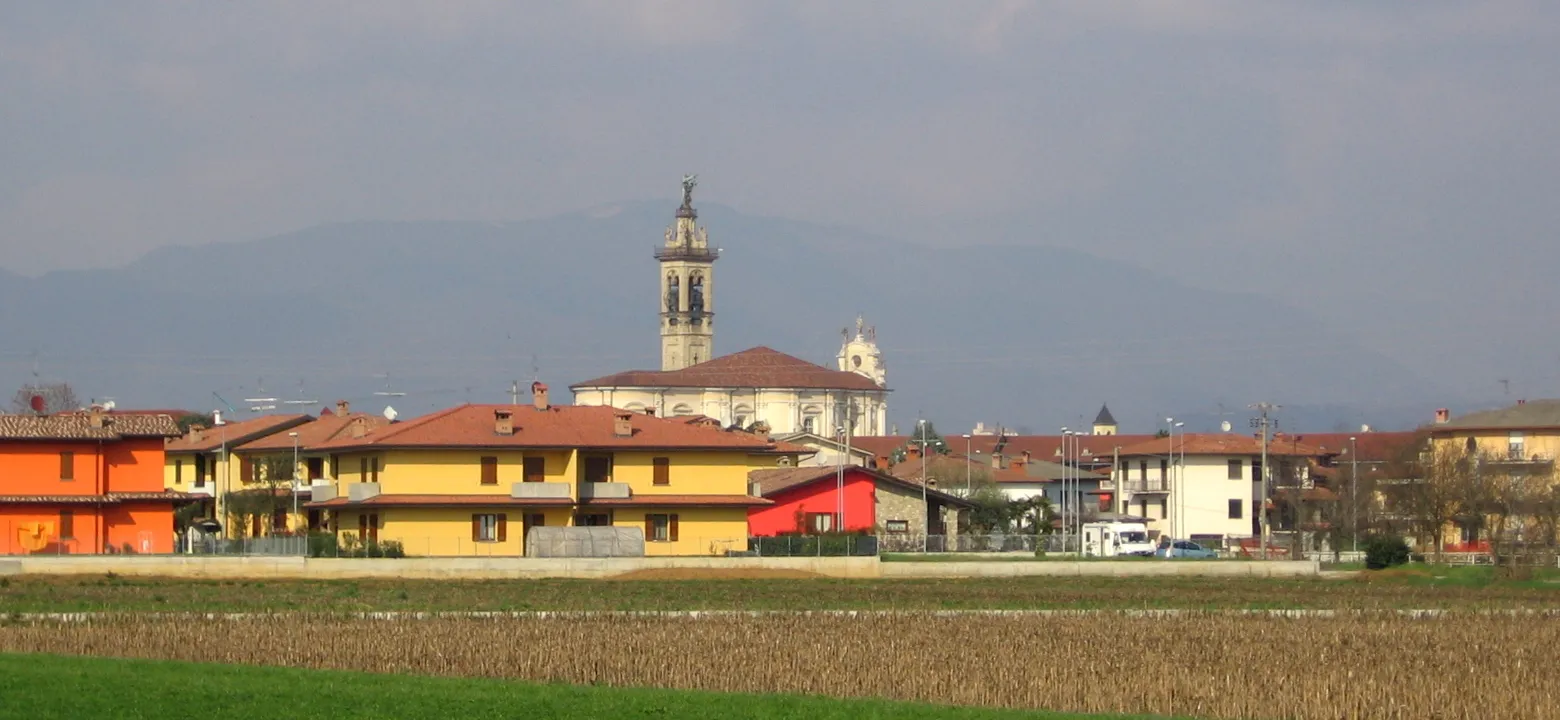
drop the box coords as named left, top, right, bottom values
left=10, top=382, right=81, bottom=414
left=1379, top=436, right=1472, bottom=562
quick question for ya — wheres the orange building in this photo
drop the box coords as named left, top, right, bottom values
left=0, top=407, right=188, bottom=555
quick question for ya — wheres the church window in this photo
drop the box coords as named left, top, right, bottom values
left=671, top=403, right=694, bottom=417
left=802, top=417, right=815, bottom=433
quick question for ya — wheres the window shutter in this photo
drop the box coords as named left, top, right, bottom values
left=359, top=514, right=368, bottom=538
left=653, top=457, right=670, bottom=486
left=644, top=516, right=654, bottom=541
left=481, top=456, right=498, bottom=485
left=472, top=515, right=481, bottom=542
left=60, top=451, right=74, bottom=480
left=524, top=457, right=545, bottom=483
left=669, top=514, right=680, bottom=542
left=372, top=458, right=380, bottom=483
left=497, top=514, right=508, bottom=542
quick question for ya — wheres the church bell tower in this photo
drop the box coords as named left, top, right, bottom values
left=658, top=175, right=718, bottom=371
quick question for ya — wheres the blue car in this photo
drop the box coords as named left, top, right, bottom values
left=1156, top=540, right=1219, bottom=559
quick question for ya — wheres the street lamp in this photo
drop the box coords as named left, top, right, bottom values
left=1165, top=418, right=1175, bottom=541
left=290, top=431, right=301, bottom=536
left=1060, top=428, right=1070, bottom=551
left=918, top=419, right=929, bottom=551
left=962, top=434, right=972, bottom=496
left=1173, top=421, right=1184, bottom=540
left=1350, top=436, right=1359, bottom=554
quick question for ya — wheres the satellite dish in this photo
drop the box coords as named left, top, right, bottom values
left=1220, top=421, right=1232, bottom=433
left=28, top=395, right=45, bottom=413
left=383, top=406, right=399, bottom=421
left=102, top=400, right=116, bottom=411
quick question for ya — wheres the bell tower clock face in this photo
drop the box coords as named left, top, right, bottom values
left=852, top=355, right=862, bottom=368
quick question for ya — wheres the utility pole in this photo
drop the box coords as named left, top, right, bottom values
left=1350, top=436, right=1359, bottom=554
left=1250, top=403, right=1279, bottom=560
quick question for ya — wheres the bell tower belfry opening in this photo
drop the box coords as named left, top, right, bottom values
left=657, top=175, right=719, bottom=371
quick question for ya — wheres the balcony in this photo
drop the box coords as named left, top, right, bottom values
left=510, top=482, right=572, bottom=500
left=653, top=246, right=720, bottom=261
left=1124, top=479, right=1169, bottom=494
left=1482, top=452, right=1555, bottom=472
left=578, top=482, right=631, bottom=500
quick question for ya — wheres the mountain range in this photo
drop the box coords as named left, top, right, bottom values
left=0, top=201, right=1455, bottom=434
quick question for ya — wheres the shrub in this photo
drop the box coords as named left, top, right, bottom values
left=1363, top=535, right=1411, bottom=570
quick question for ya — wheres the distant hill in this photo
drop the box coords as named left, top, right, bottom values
left=0, top=202, right=1450, bottom=432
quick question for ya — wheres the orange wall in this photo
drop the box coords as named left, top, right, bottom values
left=105, top=503, right=175, bottom=554
left=103, top=439, right=168, bottom=493
left=0, top=440, right=108, bottom=495
left=0, top=507, right=104, bottom=555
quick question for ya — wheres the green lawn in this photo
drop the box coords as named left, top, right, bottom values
left=1, top=568, right=1557, bottom=613
left=0, top=653, right=1160, bottom=720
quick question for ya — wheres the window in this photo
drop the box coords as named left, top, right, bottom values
left=653, top=457, right=670, bottom=486
left=174, top=459, right=183, bottom=485
left=1227, top=459, right=1242, bottom=480
left=1509, top=431, right=1526, bottom=460
left=480, top=456, right=498, bottom=485
left=59, top=510, right=75, bottom=539
left=1228, top=499, right=1243, bottom=519
left=885, top=520, right=909, bottom=534
left=59, top=451, right=74, bottom=480
left=307, top=457, right=324, bottom=480
left=523, top=457, right=545, bottom=483
left=802, top=417, right=815, bottom=433
left=574, top=512, right=610, bottom=527
left=358, top=513, right=379, bottom=543
left=1159, top=458, right=1167, bottom=482
left=371, top=457, right=380, bottom=483
left=583, top=455, right=612, bottom=483
left=645, top=513, right=678, bottom=542
left=330, top=454, right=340, bottom=479
left=359, top=457, right=368, bottom=479
left=471, top=513, right=506, bottom=543
left=1139, top=460, right=1148, bottom=481
left=194, top=455, right=206, bottom=488
left=525, top=513, right=546, bottom=535
left=240, top=456, right=254, bottom=483
left=807, top=513, right=835, bottom=534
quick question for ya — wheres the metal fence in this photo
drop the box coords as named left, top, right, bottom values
left=875, top=534, right=1073, bottom=554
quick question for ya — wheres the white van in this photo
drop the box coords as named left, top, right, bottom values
left=1082, top=521, right=1156, bottom=557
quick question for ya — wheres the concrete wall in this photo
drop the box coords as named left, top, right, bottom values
left=3, top=555, right=881, bottom=580
left=2, top=555, right=1318, bottom=580
left=881, top=559, right=1320, bottom=578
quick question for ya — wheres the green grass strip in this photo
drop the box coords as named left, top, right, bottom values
left=0, top=653, right=1168, bottom=720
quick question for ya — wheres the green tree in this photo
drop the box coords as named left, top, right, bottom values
left=906, top=420, right=949, bottom=454
left=175, top=412, right=215, bottom=433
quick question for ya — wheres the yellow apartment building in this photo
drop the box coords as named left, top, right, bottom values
left=304, top=384, right=800, bottom=556
left=231, top=401, right=391, bottom=535
left=1427, top=401, right=1560, bottom=549
left=162, top=413, right=313, bottom=534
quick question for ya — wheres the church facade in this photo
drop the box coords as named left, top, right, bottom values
left=571, top=177, right=889, bottom=437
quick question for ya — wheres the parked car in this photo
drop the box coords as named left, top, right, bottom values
left=1156, top=539, right=1219, bottom=559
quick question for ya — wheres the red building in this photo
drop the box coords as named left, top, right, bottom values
left=748, top=466, right=972, bottom=536
left=0, top=407, right=187, bottom=555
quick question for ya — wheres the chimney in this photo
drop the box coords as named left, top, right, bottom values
left=907, top=445, right=921, bottom=461
left=350, top=417, right=369, bottom=438
left=875, top=454, right=889, bottom=469
left=1435, top=408, right=1450, bottom=424
left=1517, top=399, right=1526, bottom=405
left=532, top=382, right=549, bottom=411
left=88, top=404, right=107, bottom=429
left=187, top=425, right=205, bottom=443
left=990, top=453, right=1002, bottom=469
left=494, top=409, right=515, bottom=436
left=614, top=411, right=634, bottom=438
left=336, top=400, right=350, bottom=417
left=1022, top=450, right=1033, bottom=463
left=748, top=480, right=762, bottom=497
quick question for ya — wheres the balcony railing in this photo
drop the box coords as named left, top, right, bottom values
left=653, top=246, right=720, bottom=261
left=1124, top=479, right=1169, bottom=493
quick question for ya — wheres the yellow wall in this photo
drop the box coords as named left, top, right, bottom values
left=606, top=451, right=752, bottom=496
left=610, top=507, right=749, bottom=556
left=1432, top=431, right=1560, bottom=462
left=336, top=506, right=570, bottom=556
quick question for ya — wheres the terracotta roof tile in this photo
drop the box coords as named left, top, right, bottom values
left=571, top=346, right=884, bottom=392
left=580, top=494, right=772, bottom=507
left=1435, top=400, right=1560, bottom=431
left=165, top=414, right=313, bottom=453
left=310, top=404, right=787, bottom=452
left=1280, top=432, right=1421, bottom=463
left=1117, top=434, right=1323, bottom=457
left=0, top=491, right=195, bottom=504
left=239, top=412, right=393, bottom=452
left=0, top=412, right=180, bottom=441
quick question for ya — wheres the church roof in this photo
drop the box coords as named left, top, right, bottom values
left=570, top=347, right=885, bottom=392
left=1094, top=404, right=1117, bottom=426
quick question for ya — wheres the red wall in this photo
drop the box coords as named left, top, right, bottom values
left=749, top=470, right=877, bottom=536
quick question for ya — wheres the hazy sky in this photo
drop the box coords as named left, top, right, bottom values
left=3, top=2, right=1557, bottom=402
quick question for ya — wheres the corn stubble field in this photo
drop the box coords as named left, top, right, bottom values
left=4, top=613, right=1555, bottom=719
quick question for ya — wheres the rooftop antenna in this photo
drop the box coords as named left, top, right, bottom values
left=282, top=378, right=319, bottom=408
left=373, top=372, right=406, bottom=398
left=509, top=380, right=520, bottom=405
left=243, top=377, right=278, bottom=412
left=1499, top=378, right=1511, bottom=396
left=531, top=354, right=540, bottom=383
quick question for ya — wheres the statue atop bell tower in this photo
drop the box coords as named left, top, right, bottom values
left=838, top=314, right=886, bottom=388
left=656, top=175, right=718, bottom=370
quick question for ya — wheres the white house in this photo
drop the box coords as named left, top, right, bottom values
left=1113, top=434, right=1322, bottom=545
